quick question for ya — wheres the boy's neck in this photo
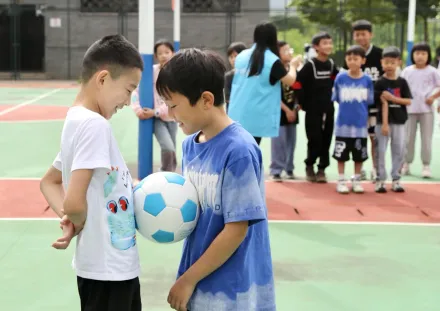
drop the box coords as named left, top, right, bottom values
left=362, top=43, right=371, bottom=52
left=316, top=54, right=328, bottom=62
left=198, top=107, right=233, bottom=142
left=348, top=68, right=363, bottom=78
left=384, top=71, right=397, bottom=80
left=415, top=64, right=427, bottom=69
left=75, top=85, right=101, bottom=115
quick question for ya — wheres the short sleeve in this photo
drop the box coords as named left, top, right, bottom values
left=269, top=60, right=288, bottom=85
left=71, top=118, right=112, bottom=171
left=398, top=78, right=412, bottom=99
left=52, top=152, right=62, bottom=171
left=295, top=62, right=313, bottom=86
left=221, top=155, right=266, bottom=226
left=367, top=78, right=375, bottom=105
left=374, top=79, right=384, bottom=104
left=433, top=68, right=440, bottom=87
left=331, top=78, right=339, bottom=103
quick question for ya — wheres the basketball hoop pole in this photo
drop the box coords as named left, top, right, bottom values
left=138, top=0, right=155, bottom=180
left=173, top=0, right=180, bottom=51
left=406, top=0, right=416, bottom=66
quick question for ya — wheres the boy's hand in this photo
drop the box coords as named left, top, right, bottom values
left=168, top=275, right=196, bottom=311
left=381, top=124, right=389, bottom=136
left=290, top=55, right=302, bottom=68
left=52, top=215, right=74, bottom=249
left=143, top=108, right=155, bottom=119
left=426, top=96, right=434, bottom=105
left=381, top=91, right=394, bottom=102
left=286, top=110, right=296, bottom=123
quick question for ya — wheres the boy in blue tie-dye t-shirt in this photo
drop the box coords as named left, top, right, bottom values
left=332, top=45, right=374, bottom=195
left=156, top=48, right=276, bottom=311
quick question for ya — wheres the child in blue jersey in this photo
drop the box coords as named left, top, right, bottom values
left=156, top=48, right=276, bottom=311
left=332, top=45, right=374, bottom=194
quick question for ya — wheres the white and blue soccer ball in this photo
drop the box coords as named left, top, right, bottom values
left=133, top=172, right=199, bottom=244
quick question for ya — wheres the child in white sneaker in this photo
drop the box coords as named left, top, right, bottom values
left=332, top=46, right=374, bottom=194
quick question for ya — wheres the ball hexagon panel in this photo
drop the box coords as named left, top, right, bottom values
left=140, top=172, right=168, bottom=195
left=161, top=183, right=188, bottom=209
left=135, top=211, right=160, bottom=239
left=180, top=199, right=198, bottom=223
left=143, top=193, right=166, bottom=217
left=151, top=230, right=174, bottom=243
left=175, top=221, right=197, bottom=241
left=154, top=206, right=184, bottom=232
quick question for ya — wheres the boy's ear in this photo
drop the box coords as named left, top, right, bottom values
left=200, top=91, right=215, bottom=109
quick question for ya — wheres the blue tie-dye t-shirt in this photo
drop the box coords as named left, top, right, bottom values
left=178, top=122, right=276, bottom=311
left=332, top=71, right=374, bottom=138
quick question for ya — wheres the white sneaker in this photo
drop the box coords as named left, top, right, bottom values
left=392, top=180, right=405, bottom=193
left=337, top=180, right=350, bottom=194
left=352, top=180, right=364, bottom=193
left=401, top=163, right=410, bottom=175
left=422, top=166, right=431, bottom=178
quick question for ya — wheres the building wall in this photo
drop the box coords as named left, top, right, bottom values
left=0, top=0, right=269, bottom=79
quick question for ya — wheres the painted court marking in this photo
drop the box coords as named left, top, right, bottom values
left=0, top=88, right=62, bottom=116
left=1, top=178, right=439, bottom=226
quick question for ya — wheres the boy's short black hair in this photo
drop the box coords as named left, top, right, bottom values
left=382, top=46, right=401, bottom=59
left=227, top=42, right=247, bottom=56
left=154, top=39, right=174, bottom=54
left=156, top=48, right=226, bottom=107
left=81, top=34, right=143, bottom=83
left=411, top=42, right=432, bottom=65
left=352, top=20, right=373, bottom=33
left=345, top=45, right=366, bottom=58
left=311, top=32, right=332, bottom=46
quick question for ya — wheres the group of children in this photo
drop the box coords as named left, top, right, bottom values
left=255, top=19, right=439, bottom=195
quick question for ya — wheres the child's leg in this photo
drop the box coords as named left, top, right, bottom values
left=284, top=124, right=297, bottom=176
left=332, top=137, right=350, bottom=194
left=269, top=126, right=286, bottom=179
left=390, top=124, right=405, bottom=181
left=351, top=138, right=369, bottom=193
left=336, top=161, right=349, bottom=194
left=154, top=119, right=177, bottom=172
left=304, top=112, right=322, bottom=181
left=419, top=112, right=434, bottom=167
left=375, top=125, right=389, bottom=182
left=318, top=111, right=334, bottom=174
left=354, top=162, right=362, bottom=175
left=404, top=114, right=418, bottom=165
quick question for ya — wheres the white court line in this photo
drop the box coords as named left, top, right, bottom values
left=0, top=118, right=64, bottom=124
left=0, top=218, right=438, bottom=226
left=1, top=177, right=439, bottom=185
left=0, top=88, right=62, bottom=116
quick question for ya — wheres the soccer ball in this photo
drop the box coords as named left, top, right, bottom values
left=133, top=171, right=199, bottom=244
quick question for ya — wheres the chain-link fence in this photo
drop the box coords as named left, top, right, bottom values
left=1, top=0, right=440, bottom=80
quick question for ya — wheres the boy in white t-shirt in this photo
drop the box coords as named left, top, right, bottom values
left=40, top=34, right=143, bottom=311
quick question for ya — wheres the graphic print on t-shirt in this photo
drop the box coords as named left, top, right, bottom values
left=104, top=166, right=136, bottom=251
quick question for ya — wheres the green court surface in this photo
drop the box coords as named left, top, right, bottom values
left=1, top=86, right=439, bottom=310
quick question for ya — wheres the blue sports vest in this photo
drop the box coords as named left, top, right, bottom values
left=228, top=45, right=281, bottom=137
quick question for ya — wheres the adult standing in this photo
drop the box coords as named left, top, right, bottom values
left=228, top=21, right=301, bottom=145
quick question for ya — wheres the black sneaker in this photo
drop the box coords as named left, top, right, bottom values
left=272, top=174, right=282, bottom=182
left=285, top=171, right=295, bottom=179
left=306, top=166, right=316, bottom=182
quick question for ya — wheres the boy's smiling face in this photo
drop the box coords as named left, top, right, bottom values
left=162, top=91, right=214, bottom=135
left=353, top=30, right=372, bottom=50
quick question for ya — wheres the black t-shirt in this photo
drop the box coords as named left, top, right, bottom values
left=280, top=77, right=299, bottom=126
left=374, top=77, right=412, bottom=124
left=270, top=60, right=288, bottom=85
left=294, top=58, right=339, bottom=113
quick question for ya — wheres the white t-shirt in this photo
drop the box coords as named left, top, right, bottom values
left=53, top=106, right=140, bottom=281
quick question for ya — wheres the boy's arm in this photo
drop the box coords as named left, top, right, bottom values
left=381, top=96, right=389, bottom=127
left=63, top=169, right=92, bottom=226
left=40, top=164, right=64, bottom=218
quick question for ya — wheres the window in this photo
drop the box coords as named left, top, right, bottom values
left=183, top=0, right=241, bottom=13
left=80, top=0, right=138, bottom=13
